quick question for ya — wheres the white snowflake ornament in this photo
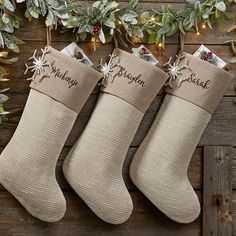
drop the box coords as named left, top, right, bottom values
left=98, top=52, right=120, bottom=86
left=164, top=53, right=191, bottom=88
left=24, top=46, right=51, bottom=83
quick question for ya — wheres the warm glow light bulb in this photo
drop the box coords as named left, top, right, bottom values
left=158, top=42, right=163, bottom=48
left=196, top=31, right=200, bottom=36
left=0, top=51, right=8, bottom=58
left=151, top=16, right=155, bottom=21
left=133, top=37, right=140, bottom=43
left=202, top=23, right=206, bottom=29
left=90, top=37, right=96, bottom=42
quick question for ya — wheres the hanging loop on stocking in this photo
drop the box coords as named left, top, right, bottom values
left=180, top=32, right=185, bottom=53
left=46, top=27, right=52, bottom=46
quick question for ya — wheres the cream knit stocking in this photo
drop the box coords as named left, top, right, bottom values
left=130, top=94, right=211, bottom=223
left=63, top=93, right=143, bottom=224
left=0, top=89, right=77, bottom=222
left=0, top=46, right=100, bottom=222
left=63, top=48, right=167, bottom=225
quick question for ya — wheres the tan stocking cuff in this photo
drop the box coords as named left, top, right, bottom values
left=30, top=46, right=101, bottom=113
left=101, top=48, right=168, bottom=113
left=166, top=52, right=233, bottom=114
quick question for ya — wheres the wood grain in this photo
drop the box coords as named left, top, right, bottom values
left=203, top=146, right=233, bottom=236
left=0, top=191, right=202, bottom=236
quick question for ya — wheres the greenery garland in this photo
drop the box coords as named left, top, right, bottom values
left=17, top=0, right=70, bottom=29
left=0, top=0, right=235, bottom=122
left=64, top=0, right=235, bottom=48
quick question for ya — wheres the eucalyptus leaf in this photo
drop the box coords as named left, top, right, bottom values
left=105, top=14, right=116, bottom=28
left=92, top=1, right=100, bottom=9
left=3, top=24, right=14, bottom=33
left=128, top=0, right=139, bottom=9
left=0, top=88, right=10, bottom=93
left=0, top=94, right=9, bottom=103
left=102, top=1, right=119, bottom=16
left=186, top=0, right=197, bottom=4
left=202, top=8, right=212, bottom=20
left=33, top=0, right=39, bottom=8
left=139, top=11, right=150, bottom=23
left=28, top=8, right=39, bottom=18
left=132, top=26, right=143, bottom=38
left=110, top=28, right=114, bottom=35
left=0, top=33, right=4, bottom=47
left=230, top=57, right=236, bottom=63
left=179, top=21, right=185, bottom=34
left=99, top=27, right=106, bottom=43
left=157, top=25, right=170, bottom=35
left=215, top=1, right=226, bottom=12
left=46, top=10, right=54, bottom=27
left=147, top=32, right=156, bottom=43
left=0, top=111, right=10, bottom=115
left=79, top=32, right=87, bottom=41
left=2, top=14, right=10, bottom=24
left=39, top=0, right=47, bottom=16
left=194, top=1, right=201, bottom=11
left=119, top=11, right=138, bottom=22
left=207, top=18, right=213, bottom=29
left=4, top=0, right=15, bottom=12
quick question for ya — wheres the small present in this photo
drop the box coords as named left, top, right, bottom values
left=193, top=44, right=227, bottom=69
left=61, top=42, right=93, bottom=66
left=132, top=45, right=159, bottom=66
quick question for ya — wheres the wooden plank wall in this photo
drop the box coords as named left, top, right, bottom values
left=0, top=1, right=236, bottom=235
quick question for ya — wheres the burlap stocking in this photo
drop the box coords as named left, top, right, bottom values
left=63, top=48, right=168, bottom=224
left=0, top=46, right=100, bottom=222
left=130, top=52, right=232, bottom=223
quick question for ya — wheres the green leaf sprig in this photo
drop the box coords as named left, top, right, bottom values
left=0, top=0, right=22, bottom=52
left=16, top=0, right=70, bottom=29
left=64, top=0, right=143, bottom=48
left=62, top=0, right=236, bottom=48
left=140, top=0, right=235, bottom=47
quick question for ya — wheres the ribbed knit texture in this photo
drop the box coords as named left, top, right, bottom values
left=63, top=93, right=143, bottom=224
left=130, top=94, right=211, bottom=223
left=0, top=89, right=77, bottom=222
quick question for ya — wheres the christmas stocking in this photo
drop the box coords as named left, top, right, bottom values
left=63, top=48, right=168, bottom=224
left=130, top=52, right=233, bottom=223
left=0, top=46, right=100, bottom=222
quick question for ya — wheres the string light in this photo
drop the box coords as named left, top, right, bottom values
left=117, top=20, right=122, bottom=25
left=196, top=31, right=200, bottom=36
left=158, top=42, right=163, bottom=48
left=151, top=16, right=155, bottom=21
left=202, top=23, right=206, bottom=29
left=133, top=37, right=141, bottom=43
left=0, top=51, right=8, bottom=58
left=90, top=36, right=96, bottom=42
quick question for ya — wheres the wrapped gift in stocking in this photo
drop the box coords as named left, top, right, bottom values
left=63, top=48, right=168, bottom=224
left=0, top=46, right=101, bottom=222
left=130, top=50, right=233, bottom=223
